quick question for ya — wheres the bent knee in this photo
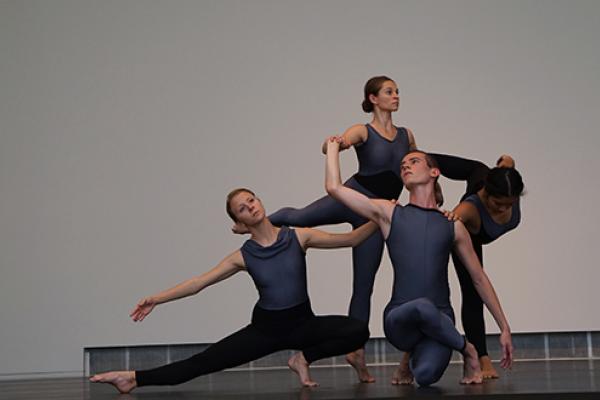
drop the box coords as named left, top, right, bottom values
left=413, top=365, right=444, bottom=387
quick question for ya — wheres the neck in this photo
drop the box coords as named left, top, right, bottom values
left=248, top=218, right=279, bottom=246
left=408, top=183, right=438, bottom=209
left=371, top=110, right=393, bottom=129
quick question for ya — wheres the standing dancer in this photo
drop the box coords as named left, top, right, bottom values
left=325, top=139, right=513, bottom=386
left=262, top=76, right=416, bottom=382
left=90, top=188, right=375, bottom=393
left=430, top=153, right=523, bottom=378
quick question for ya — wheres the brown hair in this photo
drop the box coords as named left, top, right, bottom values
left=403, top=150, right=444, bottom=206
left=362, top=76, right=394, bottom=113
left=226, top=188, right=255, bottom=222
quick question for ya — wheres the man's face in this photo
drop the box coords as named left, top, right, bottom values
left=400, top=153, right=438, bottom=188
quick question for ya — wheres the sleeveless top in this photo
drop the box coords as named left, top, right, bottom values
left=384, top=204, right=455, bottom=315
left=240, top=227, right=309, bottom=310
left=353, top=124, right=410, bottom=200
left=464, top=194, right=521, bottom=245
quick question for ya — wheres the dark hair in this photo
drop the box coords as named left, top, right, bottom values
left=362, top=75, right=394, bottom=113
left=403, top=150, right=444, bottom=206
left=226, top=188, right=256, bottom=222
left=484, top=168, right=524, bottom=198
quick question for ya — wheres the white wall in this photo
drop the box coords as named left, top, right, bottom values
left=1, top=0, right=599, bottom=376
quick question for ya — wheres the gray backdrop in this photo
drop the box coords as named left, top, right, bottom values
left=1, top=0, right=599, bottom=377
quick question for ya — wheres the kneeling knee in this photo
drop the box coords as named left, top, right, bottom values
left=413, top=366, right=444, bottom=387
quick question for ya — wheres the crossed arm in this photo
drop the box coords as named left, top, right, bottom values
left=453, top=221, right=513, bottom=368
left=130, top=251, right=245, bottom=322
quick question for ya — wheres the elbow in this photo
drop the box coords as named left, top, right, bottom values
left=325, top=182, right=341, bottom=198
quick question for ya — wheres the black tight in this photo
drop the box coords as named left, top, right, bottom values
left=136, top=302, right=369, bottom=386
left=431, top=153, right=490, bottom=357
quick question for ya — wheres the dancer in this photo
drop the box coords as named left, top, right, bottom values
left=430, top=153, right=523, bottom=378
left=90, top=188, right=376, bottom=393
left=325, top=138, right=513, bottom=386
left=260, top=76, right=416, bottom=382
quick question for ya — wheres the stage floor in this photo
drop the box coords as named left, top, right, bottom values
left=2, top=360, right=599, bottom=400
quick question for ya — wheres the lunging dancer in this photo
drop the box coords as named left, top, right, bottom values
left=90, top=188, right=376, bottom=393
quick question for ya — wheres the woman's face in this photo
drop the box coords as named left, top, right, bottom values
left=485, top=194, right=517, bottom=214
left=371, top=81, right=399, bottom=112
left=229, top=192, right=266, bottom=226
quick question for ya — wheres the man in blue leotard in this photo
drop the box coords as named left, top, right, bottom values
left=325, top=137, right=513, bottom=386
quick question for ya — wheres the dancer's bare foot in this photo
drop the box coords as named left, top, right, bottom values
left=89, top=371, right=137, bottom=394
left=391, top=352, right=414, bottom=385
left=288, top=352, right=318, bottom=387
left=460, top=342, right=483, bottom=384
left=480, top=355, right=499, bottom=379
left=345, top=349, right=375, bottom=383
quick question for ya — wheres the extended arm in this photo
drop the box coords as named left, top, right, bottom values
left=130, top=250, right=245, bottom=322
left=325, top=138, right=393, bottom=235
left=453, top=221, right=513, bottom=368
left=296, top=221, right=378, bottom=250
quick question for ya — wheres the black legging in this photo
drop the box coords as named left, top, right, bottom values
left=431, top=153, right=491, bottom=357
left=136, top=301, right=369, bottom=386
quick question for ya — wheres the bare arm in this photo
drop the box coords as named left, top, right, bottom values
left=453, top=221, right=513, bottom=368
left=130, top=250, right=245, bottom=322
left=325, top=138, right=394, bottom=236
left=296, top=221, right=378, bottom=250
left=451, top=201, right=481, bottom=234
left=406, top=127, right=417, bottom=150
left=321, top=124, right=368, bottom=154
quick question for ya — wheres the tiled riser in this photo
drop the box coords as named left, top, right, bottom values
left=86, top=332, right=600, bottom=375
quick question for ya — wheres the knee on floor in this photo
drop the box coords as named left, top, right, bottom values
left=412, top=364, right=444, bottom=387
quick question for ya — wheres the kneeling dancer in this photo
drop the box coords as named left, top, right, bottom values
left=325, top=138, right=513, bottom=386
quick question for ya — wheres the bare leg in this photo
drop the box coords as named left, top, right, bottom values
left=288, top=352, right=318, bottom=387
left=90, top=371, right=137, bottom=394
left=345, top=348, right=375, bottom=383
left=460, top=342, right=483, bottom=384
left=391, top=352, right=414, bottom=385
left=480, top=355, right=499, bottom=379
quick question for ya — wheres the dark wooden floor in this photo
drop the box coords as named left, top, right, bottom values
left=2, top=360, right=599, bottom=400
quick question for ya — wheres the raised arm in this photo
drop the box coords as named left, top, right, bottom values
left=295, top=221, right=378, bottom=250
left=453, top=221, right=513, bottom=369
left=321, top=124, right=368, bottom=154
left=130, top=250, right=245, bottom=322
left=325, top=138, right=394, bottom=236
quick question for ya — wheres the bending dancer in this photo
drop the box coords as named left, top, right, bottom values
left=90, top=188, right=375, bottom=393
left=428, top=153, right=523, bottom=378
left=325, top=138, right=513, bottom=386
left=261, top=76, right=416, bottom=382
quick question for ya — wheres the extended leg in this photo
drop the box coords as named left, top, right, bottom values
left=135, top=324, right=280, bottom=386
left=430, top=153, right=490, bottom=197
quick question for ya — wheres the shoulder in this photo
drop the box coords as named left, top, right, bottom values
left=225, top=249, right=246, bottom=270
left=342, top=124, right=369, bottom=145
left=404, top=127, right=417, bottom=149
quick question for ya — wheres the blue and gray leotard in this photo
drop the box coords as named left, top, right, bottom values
left=240, top=226, right=308, bottom=311
left=463, top=194, right=521, bottom=245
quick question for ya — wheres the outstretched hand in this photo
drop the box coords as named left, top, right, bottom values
left=499, top=330, right=513, bottom=370
left=130, top=297, right=158, bottom=322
